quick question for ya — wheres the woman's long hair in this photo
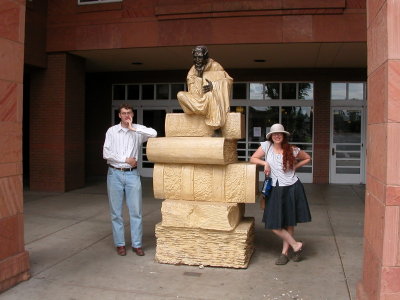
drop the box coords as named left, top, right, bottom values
left=268, top=135, right=296, bottom=171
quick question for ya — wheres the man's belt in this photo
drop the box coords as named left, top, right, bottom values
left=109, top=165, right=137, bottom=171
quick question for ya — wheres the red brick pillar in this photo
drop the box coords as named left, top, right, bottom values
left=30, top=53, right=85, bottom=192
left=313, top=80, right=330, bottom=184
left=357, top=1, right=400, bottom=299
left=0, top=0, right=30, bottom=292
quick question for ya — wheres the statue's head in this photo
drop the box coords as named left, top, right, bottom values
left=192, top=45, right=209, bottom=71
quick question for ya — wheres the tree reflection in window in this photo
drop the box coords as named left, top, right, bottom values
left=282, top=107, right=313, bottom=143
left=298, top=83, right=313, bottom=100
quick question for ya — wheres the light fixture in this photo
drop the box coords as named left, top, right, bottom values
left=254, top=59, right=266, bottom=63
left=131, top=62, right=143, bottom=65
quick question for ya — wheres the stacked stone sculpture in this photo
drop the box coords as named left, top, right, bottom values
left=147, top=112, right=257, bottom=268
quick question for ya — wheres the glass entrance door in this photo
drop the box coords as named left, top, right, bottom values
left=330, top=108, right=365, bottom=184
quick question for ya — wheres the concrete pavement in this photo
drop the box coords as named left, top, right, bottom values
left=0, top=178, right=365, bottom=300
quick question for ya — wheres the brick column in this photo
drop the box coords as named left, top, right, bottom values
left=30, top=53, right=85, bottom=192
left=357, top=1, right=400, bottom=299
left=0, top=0, right=30, bottom=292
left=313, top=79, right=330, bottom=184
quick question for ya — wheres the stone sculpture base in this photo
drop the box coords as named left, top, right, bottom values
left=161, top=200, right=245, bottom=231
left=153, top=163, right=257, bottom=203
left=155, top=218, right=255, bottom=269
left=165, top=112, right=245, bottom=139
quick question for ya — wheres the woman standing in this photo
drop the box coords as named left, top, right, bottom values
left=250, top=123, right=312, bottom=265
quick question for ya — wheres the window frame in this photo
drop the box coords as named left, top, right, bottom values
left=78, top=0, right=122, bottom=5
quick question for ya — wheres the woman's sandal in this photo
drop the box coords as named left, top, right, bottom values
left=275, top=253, right=289, bottom=265
left=292, top=241, right=304, bottom=262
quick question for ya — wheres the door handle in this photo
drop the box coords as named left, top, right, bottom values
left=332, top=147, right=335, bottom=155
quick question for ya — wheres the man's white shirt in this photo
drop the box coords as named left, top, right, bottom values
left=103, top=123, right=157, bottom=169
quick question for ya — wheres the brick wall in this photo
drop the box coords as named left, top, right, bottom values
left=30, top=53, right=85, bottom=192
left=0, top=0, right=30, bottom=292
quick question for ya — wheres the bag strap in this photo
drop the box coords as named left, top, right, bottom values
left=265, top=142, right=272, bottom=178
left=265, top=142, right=272, bottom=162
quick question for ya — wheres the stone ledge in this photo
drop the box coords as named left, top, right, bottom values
left=161, top=199, right=245, bottom=231
left=147, top=137, right=238, bottom=165
left=165, top=113, right=244, bottom=139
left=155, top=217, right=255, bottom=269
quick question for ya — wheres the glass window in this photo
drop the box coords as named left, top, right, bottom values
left=333, top=109, right=361, bottom=143
left=156, top=84, right=169, bottom=100
left=249, top=83, right=264, bottom=100
left=233, top=83, right=247, bottom=99
left=282, top=83, right=297, bottom=99
left=331, top=82, right=347, bottom=99
left=248, top=106, right=279, bottom=143
left=298, top=83, right=313, bottom=100
left=265, top=83, right=280, bottom=99
left=142, top=84, right=154, bottom=100
left=127, top=85, right=139, bottom=100
left=113, top=85, right=125, bottom=100
left=78, top=0, right=122, bottom=5
left=348, top=83, right=364, bottom=100
left=281, top=106, right=313, bottom=143
left=171, top=84, right=185, bottom=100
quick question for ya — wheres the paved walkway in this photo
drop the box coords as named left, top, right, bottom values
left=1, top=178, right=365, bottom=300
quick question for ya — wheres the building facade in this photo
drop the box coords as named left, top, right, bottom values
left=1, top=0, right=399, bottom=299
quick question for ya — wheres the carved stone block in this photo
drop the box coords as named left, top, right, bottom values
left=153, top=163, right=257, bottom=203
left=161, top=199, right=244, bottom=231
left=146, top=137, right=237, bottom=165
left=155, top=218, right=255, bottom=269
left=165, top=112, right=245, bottom=139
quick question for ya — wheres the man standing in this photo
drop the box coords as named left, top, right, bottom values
left=177, top=45, right=233, bottom=135
left=103, top=104, right=157, bottom=256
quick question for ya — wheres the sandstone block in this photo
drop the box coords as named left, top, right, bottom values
left=161, top=199, right=245, bottom=231
left=165, top=112, right=245, bottom=139
left=146, top=137, right=237, bottom=165
left=155, top=218, right=255, bottom=269
left=153, top=163, right=257, bottom=203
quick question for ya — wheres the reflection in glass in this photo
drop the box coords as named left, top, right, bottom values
left=348, top=83, right=364, bottom=100
left=336, top=160, right=360, bottom=166
left=248, top=106, right=279, bottom=142
left=336, top=152, right=361, bottom=158
left=156, top=84, right=169, bottom=100
left=281, top=107, right=313, bottom=142
left=249, top=83, right=264, bottom=100
left=233, top=83, right=247, bottom=99
left=127, top=85, right=139, bottom=100
left=171, top=84, right=185, bottom=100
left=298, top=83, right=313, bottom=100
left=298, top=166, right=312, bottom=173
left=337, top=145, right=360, bottom=151
left=142, top=84, right=154, bottom=100
left=265, top=83, right=279, bottom=99
left=336, top=167, right=360, bottom=174
left=331, top=82, right=346, bottom=99
left=282, top=83, right=296, bottom=99
left=143, top=109, right=166, bottom=137
left=333, top=109, right=361, bottom=143
left=113, top=85, right=126, bottom=100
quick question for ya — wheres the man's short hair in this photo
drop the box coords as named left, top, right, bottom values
left=192, top=45, right=209, bottom=60
left=118, top=103, right=134, bottom=113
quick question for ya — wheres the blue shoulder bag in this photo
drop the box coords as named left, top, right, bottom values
left=261, top=143, right=272, bottom=197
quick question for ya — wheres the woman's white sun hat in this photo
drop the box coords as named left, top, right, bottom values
left=266, top=123, right=290, bottom=139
